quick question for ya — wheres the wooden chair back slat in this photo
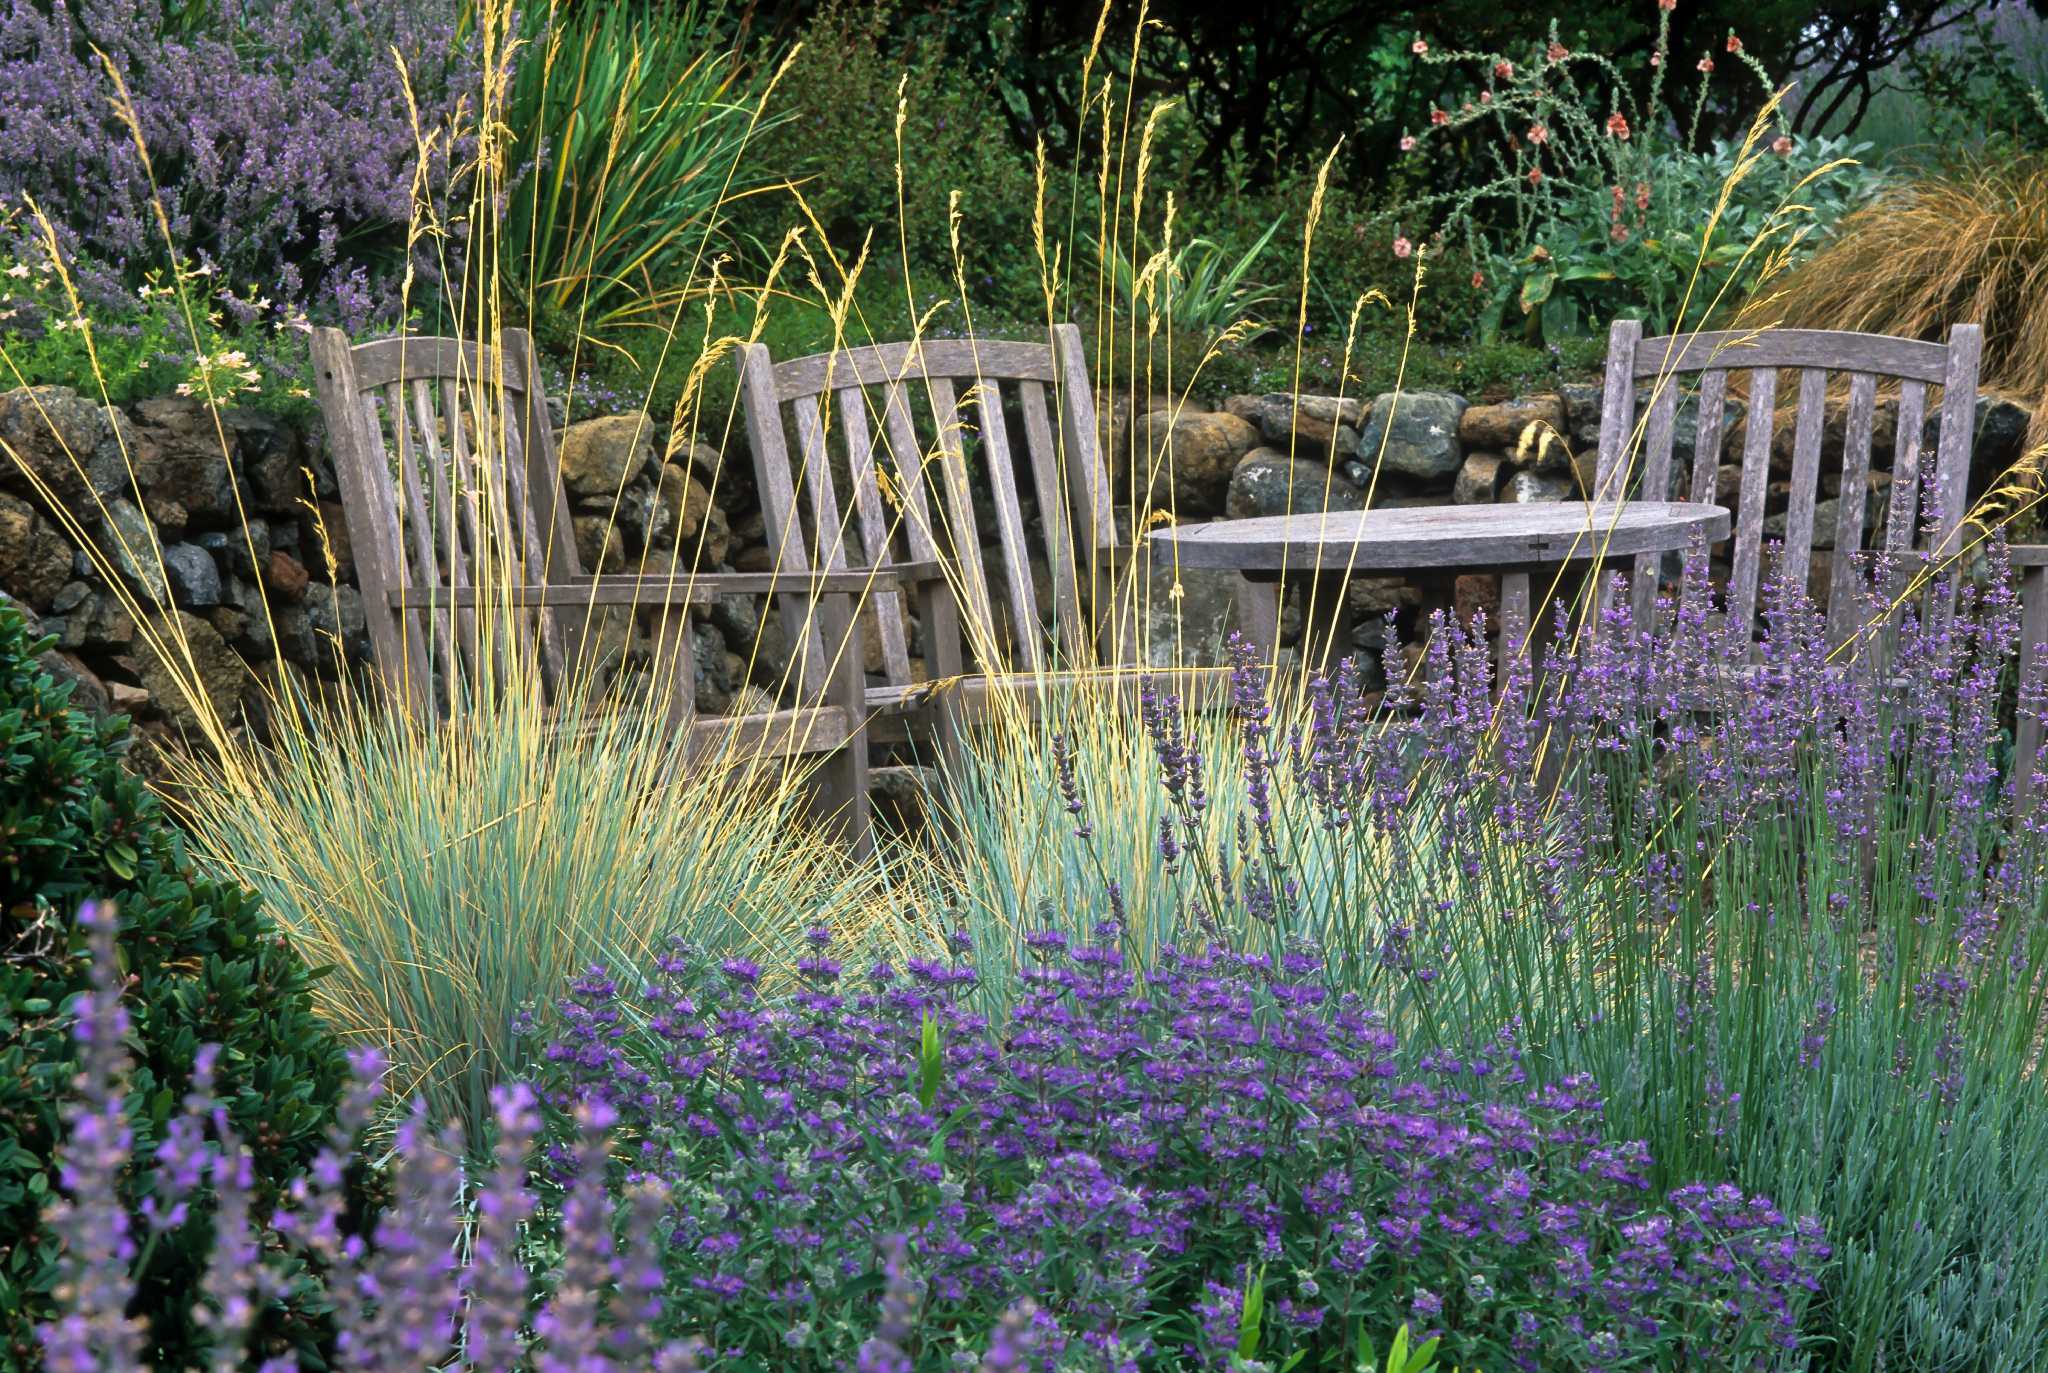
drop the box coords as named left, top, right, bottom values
left=404, top=378, right=477, bottom=683
left=792, top=394, right=850, bottom=570
left=1629, top=375, right=1683, bottom=622
left=971, top=380, right=1047, bottom=672
left=1827, top=372, right=1881, bottom=645
left=1051, top=324, right=1127, bottom=661
left=1933, top=325, right=1986, bottom=562
left=1018, top=378, right=1089, bottom=664
left=740, top=325, right=1123, bottom=682
left=378, top=381, right=461, bottom=695
left=836, top=388, right=914, bottom=687
left=738, top=344, right=831, bottom=702
left=924, top=374, right=1000, bottom=663
left=1888, top=380, right=1929, bottom=554
left=1689, top=370, right=1730, bottom=505
left=1726, top=366, right=1780, bottom=637
left=1600, top=322, right=1983, bottom=657
left=1781, top=367, right=1830, bottom=577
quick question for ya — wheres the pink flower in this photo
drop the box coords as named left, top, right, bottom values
left=1526, top=122, right=1550, bottom=145
left=1607, top=111, right=1631, bottom=139
left=1650, top=53, right=1662, bottom=66
left=1611, top=223, right=1630, bottom=243
left=1772, top=134, right=1794, bottom=155
left=1547, top=40, right=1569, bottom=62
left=1479, top=90, right=1493, bottom=104
left=1400, top=134, right=1417, bottom=151
left=1726, top=32, right=1742, bottom=52
left=1528, top=166, right=1544, bottom=186
left=1635, top=181, right=1651, bottom=210
left=1393, top=236, right=1413, bottom=259
left=1697, top=55, right=1715, bottom=73
left=1659, top=0, right=1677, bottom=10
left=1431, top=107, right=1450, bottom=125
left=1494, top=60, right=1515, bottom=80
left=1471, top=270, right=1486, bottom=289
left=1412, top=37, right=1429, bottom=55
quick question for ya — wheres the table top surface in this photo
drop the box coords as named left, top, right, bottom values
left=1147, top=500, right=1731, bottom=572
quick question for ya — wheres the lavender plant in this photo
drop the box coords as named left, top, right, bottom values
left=536, top=931, right=1828, bottom=1371
left=992, top=538, right=2048, bottom=1371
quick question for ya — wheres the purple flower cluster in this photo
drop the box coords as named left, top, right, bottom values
left=38, top=904, right=706, bottom=1373
left=537, top=930, right=1828, bottom=1371
left=0, top=0, right=480, bottom=323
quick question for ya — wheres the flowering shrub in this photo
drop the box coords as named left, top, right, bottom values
left=537, top=933, right=1828, bottom=1370
left=0, top=0, right=477, bottom=324
left=1392, top=14, right=1879, bottom=340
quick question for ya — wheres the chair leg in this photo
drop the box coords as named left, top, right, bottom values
left=2017, top=565, right=2048, bottom=812
left=1233, top=575, right=1282, bottom=661
left=812, top=592, right=873, bottom=857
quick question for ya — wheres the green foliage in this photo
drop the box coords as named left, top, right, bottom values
left=1092, top=217, right=1288, bottom=337
left=1896, top=9, right=2048, bottom=158
left=729, top=2, right=1050, bottom=319
left=0, top=605, right=348, bottom=1370
left=1361, top=1324, right=1443, bottom=1373
left=502, top=0, right=778, bottom=344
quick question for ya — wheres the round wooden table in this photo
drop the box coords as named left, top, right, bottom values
left=1148, top=500, right=1731, bottom=671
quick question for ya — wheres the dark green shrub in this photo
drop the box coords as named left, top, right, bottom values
left=0, top=605, right=350, bottom=1370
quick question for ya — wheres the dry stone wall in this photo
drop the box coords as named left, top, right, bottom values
left=0, top=375, right=2035, bottom=743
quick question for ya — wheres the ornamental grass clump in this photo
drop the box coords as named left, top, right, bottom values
left=537, top=930, right=1829, bottom=1371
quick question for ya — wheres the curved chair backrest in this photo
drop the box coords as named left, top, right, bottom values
left=1594, top=320, right=1983, bottom=647
left=310, top=327, right=581, bottom=712
left=736, top=324, right=1126, bottom=685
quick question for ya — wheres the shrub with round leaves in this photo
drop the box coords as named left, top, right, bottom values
left=0, top=606, right=349, bottom=1369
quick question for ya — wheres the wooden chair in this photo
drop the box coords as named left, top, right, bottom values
left=1592, top=320, right=1984, bottom=651
left=735, top=324, right=1231, bottom=747
left=311, top=327, right=876, bottom=852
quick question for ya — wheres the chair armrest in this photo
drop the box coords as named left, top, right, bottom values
left=2007, top=545, right=2048, bottom=568
left=387, top=569, right=897, bottom=611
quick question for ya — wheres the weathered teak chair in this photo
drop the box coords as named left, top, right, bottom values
left=1592, top=319, right=1985, bottom=651
left=311, top=327, right=876, bottom=851
left=736, top=324, right=1224, bottom=744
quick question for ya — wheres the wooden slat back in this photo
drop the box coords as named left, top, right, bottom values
left=311, top=328, right=576, bottom=714
left=1598, top=320, right=1985, bottom=652
left=740, top=325, right=1121, bottom=678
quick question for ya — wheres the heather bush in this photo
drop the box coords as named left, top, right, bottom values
left=537, top=931, right=1829, bottom=1371
left=0, top=607, right=349, bottom=1369
left=0, top=0, right=478, bottom=323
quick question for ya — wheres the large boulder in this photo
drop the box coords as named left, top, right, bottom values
left=1502, top=470, right=1574, bottom=503
left=135, top=610, right=253, bottom=734
left=1131, top=408, right=1259, bottom=514
left=1460, top=394, right=1566, bottom=452
left=1224, top=393, right=1363, bottom=460
left=1134, top=546, right=1242, bottom=667
left=573, top=514, right=626, bottom=574
left=1225, top=448, right=1368, bottom=520
left=0, top=491, right=76, bottom=606
left=99, top=497, right=169, bottom=607
left=1355, top=391, right=1467, bottom=481
left=160, top=542, right=222, bottom=609
left=129, top=395, right=237, bottom=526
left=0, top=386, right=124, bottom=507
left=1453, top=452, right=1508, bottom=506
left=559, top=412, right=654, bottom=498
